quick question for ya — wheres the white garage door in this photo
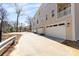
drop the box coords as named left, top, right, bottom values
left=33, top=29, right=37, bottom=33
left=37, top=28, right=44, bottom=34
left=45, top=24, right=66, bottom=39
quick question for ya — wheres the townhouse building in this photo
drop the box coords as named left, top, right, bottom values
left=31, top=3, right=79, bottom=41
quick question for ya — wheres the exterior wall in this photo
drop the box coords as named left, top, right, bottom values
left=31, top=3, right=79, bottom=41
left=44, top=3, right=57, bottom=27
left=65, top=15, right=73, bottom=41
left=73, top=4, right=79, bottom=41
left=31, top=17, right=37, bottom=33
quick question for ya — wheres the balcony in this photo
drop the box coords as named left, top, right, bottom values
left=57, top=7, right=71, bottom=18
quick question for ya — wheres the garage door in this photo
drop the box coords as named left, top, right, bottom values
left=37, top=28, right=44, bottom=34
left=45, top=23, right=66, bottom=39
left=33, top=29, right=37, bottom=33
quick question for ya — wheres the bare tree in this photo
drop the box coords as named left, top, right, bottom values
left=26, top=16, right=32, bottom=31
left=14, top=4, right=23, bottom=32
left=0, top=4, right=7, bottom=42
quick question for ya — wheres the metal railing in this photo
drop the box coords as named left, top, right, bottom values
left=0, top=36, right=16, bottom=55
left=57, top=7, right=71, bottom=18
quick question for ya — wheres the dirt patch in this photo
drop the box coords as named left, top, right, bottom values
left=2, top=34, right=13, bottom=41
left=2, top=44, right=15, bottom=56
left=2, top=34, right=21, bottom=41
left=62, top=40, right=79, bottom=49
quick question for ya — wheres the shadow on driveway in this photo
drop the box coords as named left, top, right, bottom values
left=38, top=34, right=79, bottom=50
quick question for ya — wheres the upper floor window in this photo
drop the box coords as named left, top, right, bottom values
left=37, top=19, right=38, bottom=24
left=51, top=10, right=54, bottom=17
left=46, top=14, right=48, bottom=20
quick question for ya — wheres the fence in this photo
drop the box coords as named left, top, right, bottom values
left=0, top=36, right=16, bottom=55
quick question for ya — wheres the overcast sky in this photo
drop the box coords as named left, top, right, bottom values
left=2, top=3, right=41, bottom=26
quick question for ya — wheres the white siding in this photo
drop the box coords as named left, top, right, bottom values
left=32, top=3, right=78, bottom=41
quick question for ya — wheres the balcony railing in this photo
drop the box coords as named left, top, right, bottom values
left=57, top=7, right=71, bottom=18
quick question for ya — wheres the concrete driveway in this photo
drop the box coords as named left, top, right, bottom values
left=9, top=32, right=79, bottom=56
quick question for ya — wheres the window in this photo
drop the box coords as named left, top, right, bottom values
left=59, top=23, right=65, bottom=26
left=37, top=19, right=38, bottom=24
left=51, top=10, right=54, bottom=17
left=53, top=24, right=57, bottom=27
left=50, top=25, right=53, bottom=27
left=67, top=23, right=70, bottom=27
left=47, top=25, right=53, bottom=27
left=46, top=14, right=48, bottom=20
left=46, top=26, right=50, bottom=28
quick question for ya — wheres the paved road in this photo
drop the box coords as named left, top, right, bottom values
left=9, top=32, right=79, bottom=56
